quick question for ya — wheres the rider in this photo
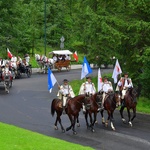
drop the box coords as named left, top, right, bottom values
left=101, top=76, right=113, bottom=109
left=11, top=55, right=17, bottom=69
left=79, top=76, right=96, bottom=112
left=24, top=54, right=30, bottom=66
left=57, top=79, right=75, bottom=114
left=117, top=72, right=133, bottom=105
left=0, top=57, right=5, bottom=79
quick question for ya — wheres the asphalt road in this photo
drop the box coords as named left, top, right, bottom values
left=0, top=68, right=150, bottom=150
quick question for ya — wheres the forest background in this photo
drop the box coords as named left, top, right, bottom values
left=0, top=0, right=150, bottom=99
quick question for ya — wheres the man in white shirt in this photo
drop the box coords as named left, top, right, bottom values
left=101, top=77, right=113, bottom=109
left=117, top=72, right=133, bottom=100
left=79, top=76, right=96, bottom=112
left=57, top=79, right=75, bottom=114
left=11, top=55, right=17, bottom=69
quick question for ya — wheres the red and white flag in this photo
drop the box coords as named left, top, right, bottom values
left=73, top=51, right=78, bottom=62
left=98, top=68, right=103, bottom=91
left=112, top=59, right=122, bottom=83
left=7, top=48, right=13, bottom=59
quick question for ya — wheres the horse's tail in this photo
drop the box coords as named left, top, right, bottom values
left=51, top=99, right=56, bottom=117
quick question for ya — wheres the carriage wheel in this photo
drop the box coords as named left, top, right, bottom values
left=27, top=68, right=32, bottom=78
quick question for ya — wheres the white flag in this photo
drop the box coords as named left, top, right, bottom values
left=112, top=59, right=122, bottom=83
left=98, top=68, right=103, bottom=91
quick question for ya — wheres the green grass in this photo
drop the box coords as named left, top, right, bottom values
left=0, top=122, right=93, bottom=150
left=137, top=97, right=150, bottom=114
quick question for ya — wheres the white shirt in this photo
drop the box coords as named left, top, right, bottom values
left=118, top=77, right=133, bottom=88
left=11, top=56, right=17, bottom=62
left=102, top=81, right=113, bottom=93
left=79, top=82, right=96, bottom=95
left=25, top=56, right=30, bottom=63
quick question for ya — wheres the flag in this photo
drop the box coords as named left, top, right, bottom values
left=81, top=56, right=92, bottom=79
left=48, top=68, right=57, bottom=93
left=7, top=48, right=13, bottom=59
left=112, top=59, right=122, bottom=83
left=73, top=51, right=78, bottom=62
left=98, top=68, right=103, bottom=91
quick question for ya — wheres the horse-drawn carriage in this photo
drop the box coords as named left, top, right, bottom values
left=0, top=65, right=13, bottom=93
left=49, top=50, right=72, bottom=71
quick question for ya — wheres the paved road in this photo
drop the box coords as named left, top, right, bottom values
left=0, top=68, right=150, bottom=150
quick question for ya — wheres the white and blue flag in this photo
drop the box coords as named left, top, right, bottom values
left=81, top=56, right=92, bottom=79
left=48, top=68, right=57, bottom=93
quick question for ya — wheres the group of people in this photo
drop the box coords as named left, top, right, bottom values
left=0, top=54, right=30, bottom=78
left=57, top=72, right=133, bottom=114
left=52, top=54, right=71, bottom=63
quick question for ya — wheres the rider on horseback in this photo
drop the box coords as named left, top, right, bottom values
left=57, top=79, right=75, bottom=114
left=101, top=76, right=113, bottom=109
left=117, top=72, right=133, bottom=105
left=79, top=76, right=96, bottom=113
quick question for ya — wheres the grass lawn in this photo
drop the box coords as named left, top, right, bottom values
left=0, top=122, right=93, bottom=150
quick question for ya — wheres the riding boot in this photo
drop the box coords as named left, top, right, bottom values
left=62, top=106, right=66, bottom=114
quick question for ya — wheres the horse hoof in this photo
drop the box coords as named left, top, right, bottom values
left=91, top=129, right=95, bottom=133
left=66, top=127, right=69, bottom=131
left=54, top=126, right=58, bottom=130
left=77, top=123, right=80, bottom=127
left=95, top=120, right=98, bottom=124
left=122, top=118, right=126, bottom=124
left=129, top=121, right=133, bottom=127
left=62, top=129, right=65, bottom=133
left=73, top=131, right=77, bottom=135
left=112, top=127, right=116, bottom=131
left=105, top=123, right=108, bottom=127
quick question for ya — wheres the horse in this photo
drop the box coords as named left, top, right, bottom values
left=99, top=91, right=121, bottom=131
left=42, top=55, right=54, bottom=72
left=84, top=92, right=102, bottom=132
left=119, top=87, right=138, bottom=127
left=66, top=94, right=91, bottom=135
left=35, top=54, right=45, bottom=73
left=51, top=98, right=80, bottom=133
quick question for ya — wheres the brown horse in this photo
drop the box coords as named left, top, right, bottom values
left=100, top=91, right=121, bottom=131
left=51, top=98, right=65, bottom=132
left=84, top=92, right=102, bottom=132
left=66, top=94, right=91, bottom=135
left=119, top=87, right=138, bottom=127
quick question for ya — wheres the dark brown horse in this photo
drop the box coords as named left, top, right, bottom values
left=100, top=91, right=121, bottom=131
left=66, top=94, right=91, bottom=134
left=51, top=98, right=65, bottom=132
left=84, top=92, right=102, bottom=132
left=120, top=87, right=138, bottom=127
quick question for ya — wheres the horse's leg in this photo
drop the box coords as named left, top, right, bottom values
left=76, top=114, right=80, bottom=127
left=120, top=106, right=126, bottom=123
left=57, top=113, right=65, bottom=133
left=100, top=110, right=105, bottom=124
left=72, top=115, right=77, bottom=135
left=66, top=114, right=73, bottom=131
left=127, top=108, right=132, bottom=127
left=131, top=107, right=136, bottom=122
left=84, top=111, right=90, bottom=129
left=88, top=112, right=95, bottom=132
left=105, top=111, right=111, bottom=128
left=110, top=111, right=115, bottom=131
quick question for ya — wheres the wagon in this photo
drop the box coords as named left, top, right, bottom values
left=49, top=50, right=73, bottom=71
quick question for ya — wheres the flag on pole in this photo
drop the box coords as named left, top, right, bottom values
left=7, top=48, right=13, bottom=59
left=48, top=68, right=57, bottom=93
left=73, top=51, right=78, bottom=62
left=112, top=59, right=122, bottom=83
left=81, top=56, right=92, bottom=79
left=98, top=68, right=103, bottom=91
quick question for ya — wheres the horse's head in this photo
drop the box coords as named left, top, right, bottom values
left=35, top=54, right=40, bottom=60
left=114, top=91, right=121, bottom=107
left=94, top=91, right=103, bottom=104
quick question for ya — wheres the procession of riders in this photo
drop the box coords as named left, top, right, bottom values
left=57, top=72, right=134, bottom=114
left=0, top=54, right=30, bottom=80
